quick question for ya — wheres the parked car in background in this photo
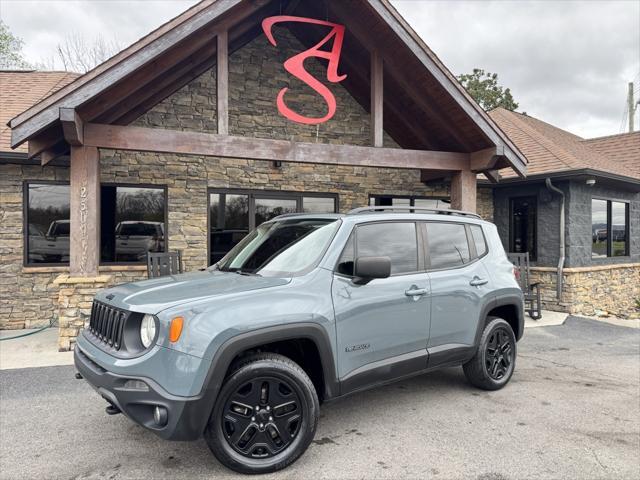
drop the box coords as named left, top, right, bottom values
left=29, top=219, right=70, bottom=263
left=75, top=207, right=524, bottom=474
left=115, top=221, right=165, bottom=262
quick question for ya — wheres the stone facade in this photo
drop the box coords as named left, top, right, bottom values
left=55, top=274, right=112, bottom=351
left=530, top=264, right=640, bottom=318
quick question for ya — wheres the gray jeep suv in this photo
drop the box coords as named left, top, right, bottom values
left=74, top=206, right=524, bottom=474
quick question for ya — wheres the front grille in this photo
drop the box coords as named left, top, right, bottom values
left=88, top=301, right=129, bottom=350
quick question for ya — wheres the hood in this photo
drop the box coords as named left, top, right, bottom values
left=96, top=270, right=291, bottom=313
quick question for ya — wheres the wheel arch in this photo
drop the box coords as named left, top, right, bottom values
left=195, top=323, right=338, bottom=436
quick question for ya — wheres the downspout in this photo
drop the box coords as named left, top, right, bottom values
left=545, top=178, right=565, bottom=301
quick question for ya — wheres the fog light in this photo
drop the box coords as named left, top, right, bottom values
left=153, top=406, right=168, bottom=427
left=121, top=379, right=149, bottom=391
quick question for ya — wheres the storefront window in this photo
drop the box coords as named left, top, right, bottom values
left=592, top=199, right=629, bottom=258
left=25, top=183, right=71, bottom=264
left=209, top=190, right=337, bottom=265
left=210, top=193, right=250, bottom=264
left=101, top=186, right=167, bottom=263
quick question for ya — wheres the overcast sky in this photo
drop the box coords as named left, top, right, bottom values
left=1, top=0, right=638, bottom=138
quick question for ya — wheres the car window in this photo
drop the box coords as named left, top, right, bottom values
left=336, top=234, right=355, bottom=276
left=470, top=224, right=487, bottom=257
left=426, top=222, right=470, bottom=269
left=355, top=222, right=418, bottom=275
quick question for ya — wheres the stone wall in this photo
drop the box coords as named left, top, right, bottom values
left=0, top=163, right=70, bottom=329
left=530, top=264, right=640, bottom=318
left=55, top=274, right=112, bottom=351
left=0, top=161, right=148, bottom=331
left=477, top=186, right=494, bottom=222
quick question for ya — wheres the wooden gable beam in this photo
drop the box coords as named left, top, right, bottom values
left=60, top=108, right=84, bottom=146
left=370, top=50, right=383, bottom=147
left=470, top=146, right=503, bottom=172
left=40, top=141, right=69, bottom=166
left=28, top=127, right=63, bottom=160
left=83, top=123, right=470, bottom=171
left=217, top=30, right=229, bottom=135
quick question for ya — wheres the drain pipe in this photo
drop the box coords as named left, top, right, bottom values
left=545, top=178, right=565, bottom=301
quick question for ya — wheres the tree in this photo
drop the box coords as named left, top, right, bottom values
left=457, top=68, right=519, bottom=111
left=0, top=20, right=31, bottom=69
left=53, top=32, right=122, bottom=73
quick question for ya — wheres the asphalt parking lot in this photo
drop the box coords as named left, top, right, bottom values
left=1, top=316, right=638, bottom=480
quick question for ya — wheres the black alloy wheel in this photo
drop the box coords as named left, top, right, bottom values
left=484, top=327, right=514, bottom=381
left=205, top=353, right=319, bottom=474
left=463, top=317, right=517, bottom=390
left=222, top=376, right=303, bottom=458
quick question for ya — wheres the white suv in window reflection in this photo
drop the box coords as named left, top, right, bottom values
left=115, top=221, right=164, bottom=262
left=29, top=220, right=70, bottom=263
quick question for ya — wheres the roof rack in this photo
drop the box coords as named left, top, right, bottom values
left=346, top=206, right=482, bottom=219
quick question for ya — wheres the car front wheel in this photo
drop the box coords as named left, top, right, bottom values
left=463, top=317, right=517, bottom=390
left=204, top=353, right=319, bottom=474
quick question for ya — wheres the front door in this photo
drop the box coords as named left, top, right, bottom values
left=332, top=221, right=431, bottom=388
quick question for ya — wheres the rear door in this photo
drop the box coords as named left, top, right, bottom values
left=332, top=221, right=431, bottom=386
left=424, top=222, right=493, bottom=349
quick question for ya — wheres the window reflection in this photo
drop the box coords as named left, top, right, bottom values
left=210, top=193, right=249, bottom=264
left=101, top=186, right=166, bottom=263
left=427, top=223, right=471, bottom=269
left=27, top=183, right=70, bottom=264
left=302, top=196, right=335, bottom=213
left=255, top=198, right=297, bottom=226
left=591, top=199, right=607, bottom=258
left=611, top=202, right=627, bottom=257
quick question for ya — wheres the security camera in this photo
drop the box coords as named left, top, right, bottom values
left=586, top=178, right=596, bottom=186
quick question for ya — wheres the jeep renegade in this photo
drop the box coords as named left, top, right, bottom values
left=74, top=206, right=524, bottom=474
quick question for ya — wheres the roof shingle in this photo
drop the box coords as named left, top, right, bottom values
left=1, top=70, right=80, bottom=154
left=489, top=108, right=640, bottom=180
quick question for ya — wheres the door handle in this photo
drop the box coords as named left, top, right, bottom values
left=469, top=277, right=488, bottom=287
left=405, top=288, right=428, bottom=297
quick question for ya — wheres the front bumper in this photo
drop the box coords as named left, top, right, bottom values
left=74, top=345, right=210, bottom=441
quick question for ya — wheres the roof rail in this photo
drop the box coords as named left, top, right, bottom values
left=346, top=206, right=482, bottom=219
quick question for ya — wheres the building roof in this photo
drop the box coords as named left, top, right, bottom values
left=0, top=70, right=80, bottom=154
left=489, top=107, right=640, bottom=181
left=4, top=0, right=527, bottom=176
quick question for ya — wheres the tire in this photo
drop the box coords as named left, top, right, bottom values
left=463, top=317, right=517, bottom=390
left=204, top=353, right=319, bottom=474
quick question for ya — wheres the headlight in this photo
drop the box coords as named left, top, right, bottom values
left=140, top=314, right=157, bottom=348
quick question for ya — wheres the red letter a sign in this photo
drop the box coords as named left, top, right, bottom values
left=262, top=16, right=347, bottom=125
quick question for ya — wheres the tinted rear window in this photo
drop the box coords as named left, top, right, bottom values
left=470, top=224, right=487, bottom=257
left=427, top=223, right=470, bottom=269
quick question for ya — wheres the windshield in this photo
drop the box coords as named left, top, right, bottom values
left=215, top=218, right=340, bottom=277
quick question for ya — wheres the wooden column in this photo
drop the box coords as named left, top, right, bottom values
left=217, top=30, right=229, bottom=135
left=70, top=145, right=100, bottom=276
left=450, top=169, right=477, bottom=213
left=370, top=50, right=383, bottom=147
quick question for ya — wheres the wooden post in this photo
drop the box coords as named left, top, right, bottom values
left=70, top=145, right=100, bottom=276
left=450, top=169, right=477, bottom=212
left=217, top=30, right=229, bottom=135
left=370, top=50, right=383, bottom=147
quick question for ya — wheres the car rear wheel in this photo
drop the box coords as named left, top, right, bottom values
left=204, top=353, right=319, bottom=474
left=463, top=317, right=516, bottom=390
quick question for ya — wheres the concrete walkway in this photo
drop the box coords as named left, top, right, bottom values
left=0, top=310, right=636, bottom=371
left=0, top=327, right=73, bottom=370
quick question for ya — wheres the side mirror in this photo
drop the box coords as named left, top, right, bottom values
left=353, top=256, right=391, bottom=285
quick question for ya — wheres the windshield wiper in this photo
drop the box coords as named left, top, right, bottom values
left=234, top=269, right=261, bottom=277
